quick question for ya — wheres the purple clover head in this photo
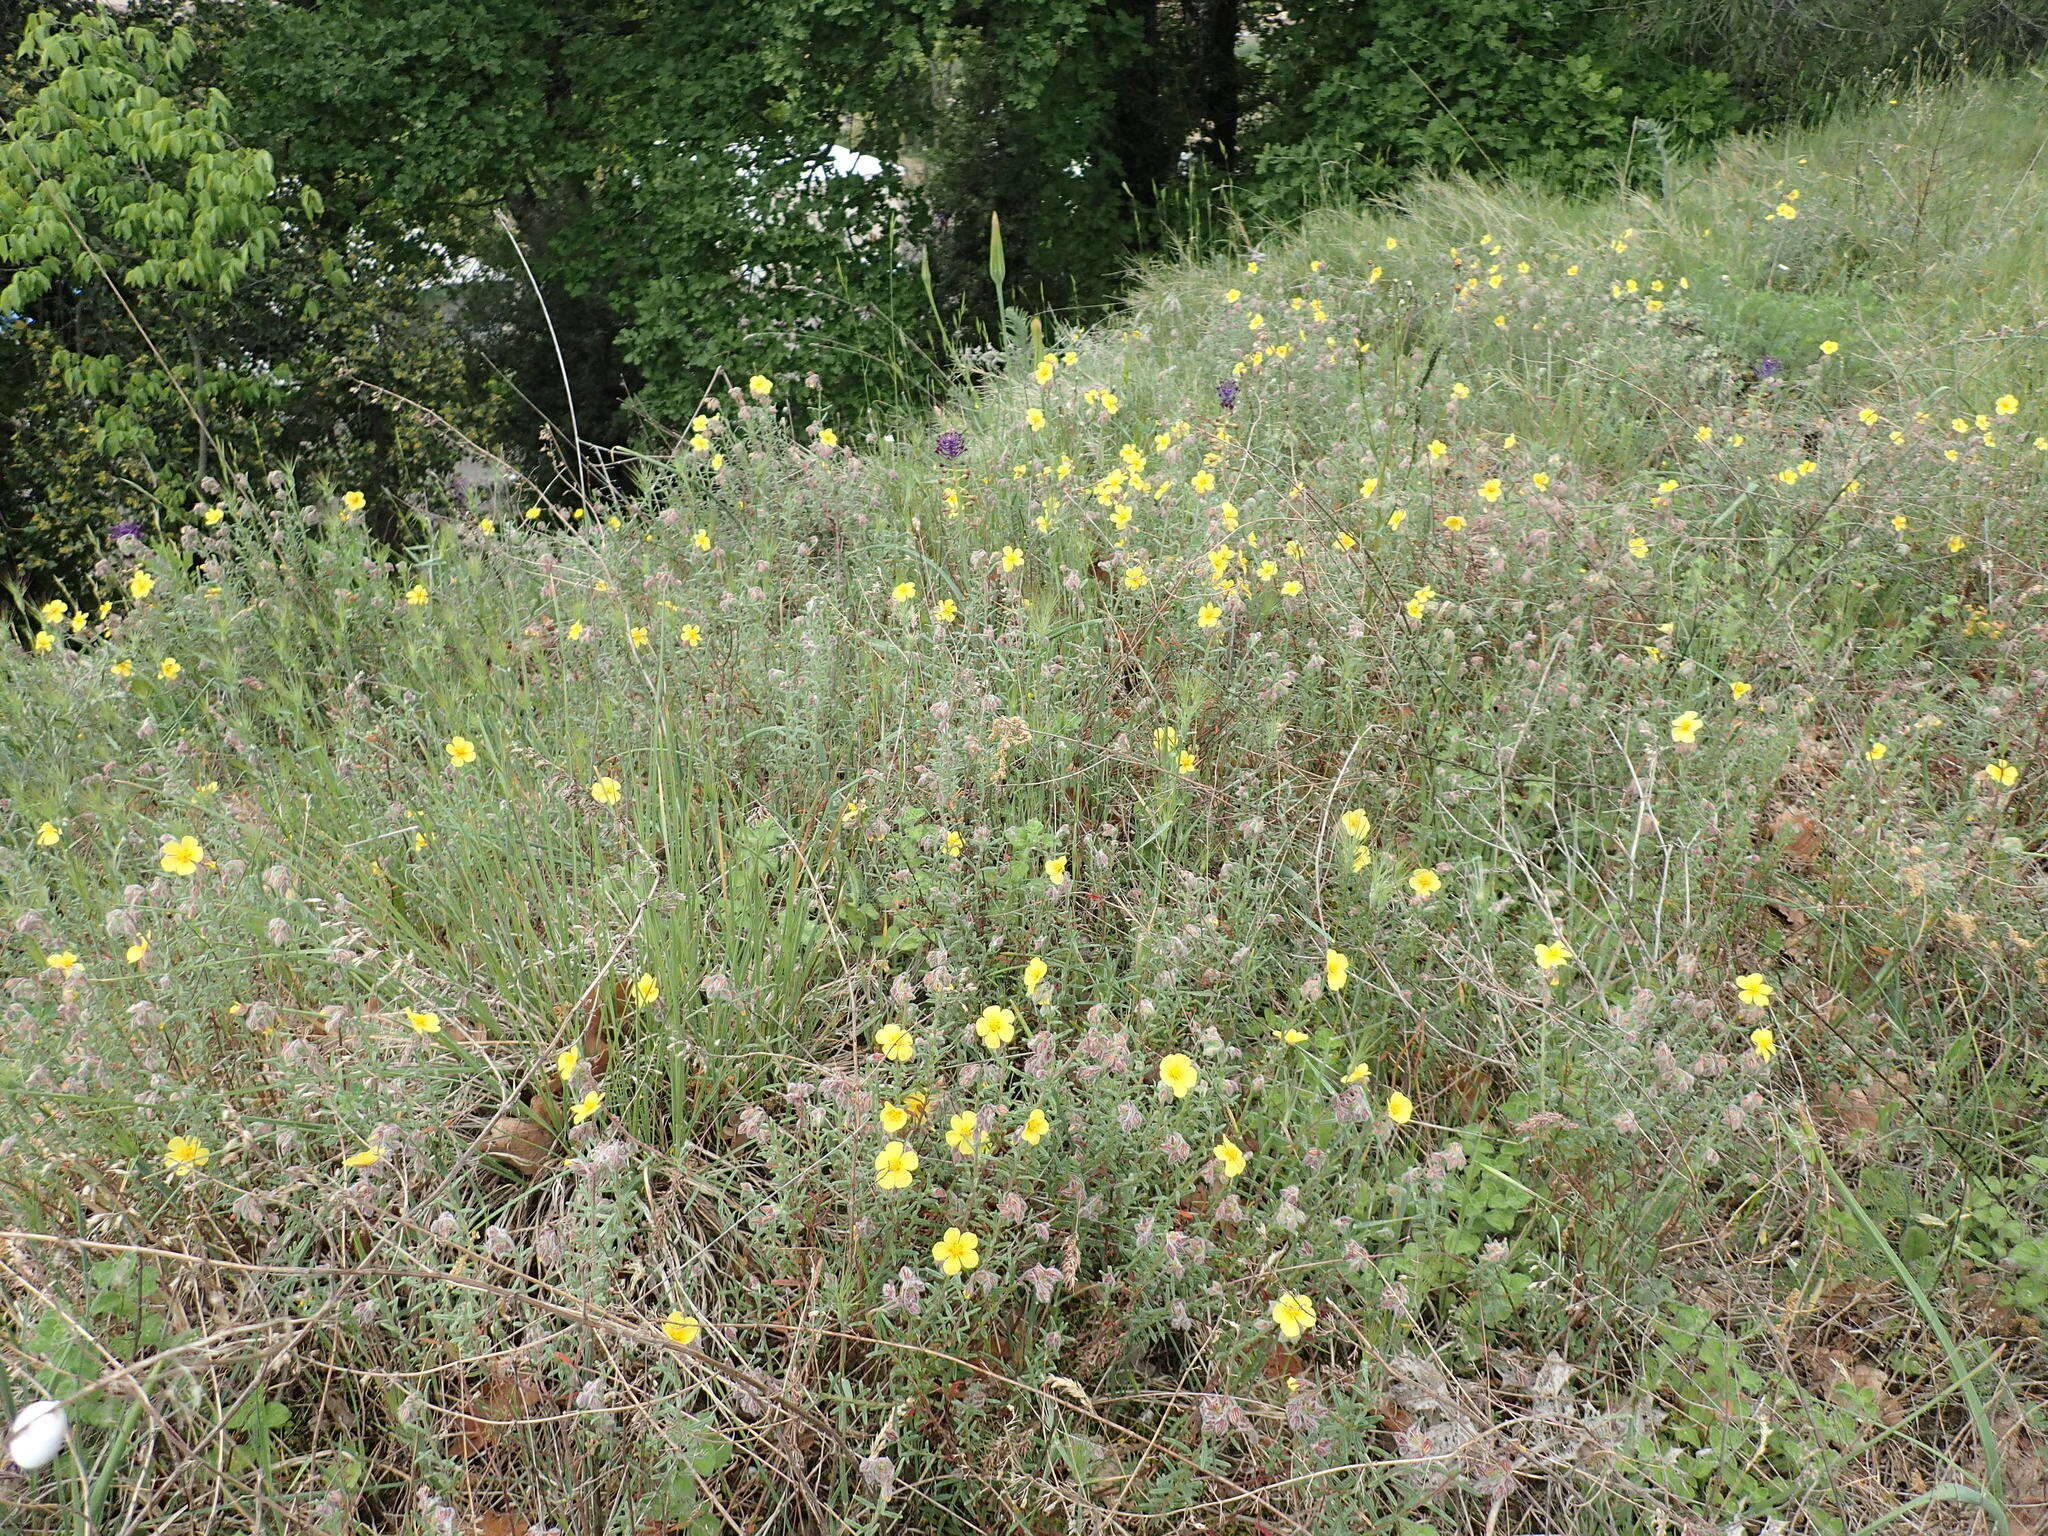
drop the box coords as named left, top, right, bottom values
left=935, top=428, right=966, bottom=460
left=108, top=519, right=144, bottom=542
left=1217, top=380, right=1239, bottom=410
left=1755, top=356, right=1780, bottom=380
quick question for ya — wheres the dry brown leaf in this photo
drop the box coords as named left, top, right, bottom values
left=1768, top=805, right=1825, bottom=869
left=479, top=1116, right=554, bottom=1179
left=452, top=1372, right=552, bottom=1458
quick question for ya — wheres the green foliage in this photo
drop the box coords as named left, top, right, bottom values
left=0, top=9, right=286, bottom=561
left=0, top=7, right=503, bottom=596
left=1243, top=0, right=1746, bottom=210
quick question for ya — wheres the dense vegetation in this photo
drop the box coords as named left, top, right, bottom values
left=4, top=70, right=2047, bottom=1533
left=5, top=0, right=2043, bottom=593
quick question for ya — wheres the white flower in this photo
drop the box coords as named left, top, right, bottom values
left=8, top=1400, right=68, bottom=1471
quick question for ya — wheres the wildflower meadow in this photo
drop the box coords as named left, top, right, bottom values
left=5, top=70, right=2048, bottom=1536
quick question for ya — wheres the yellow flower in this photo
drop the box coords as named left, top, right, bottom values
left=1159, top=1053, right=1200, bottom=1100
left=1343, top=1063, right=1370, bottom=1085
left=1729, top=679, right=1752, bottom=701
left=157, top=656, right=182, bottom=680
left=342, top=1142, right=385, bottom=1169
left=1269, top=1292, right=1317, bottom=1341
left=1477, top=479, right=1502, bottom=503
left=1735, top=973, right=1775, bottom=1008
left=128, top=570, right=156, bottom=600
left=110, top=658, right=134, bottom=678
left=945, top=1111, right=984, bottom=1155
left=405, top=584, right=429, bottom=606
left=1026, top=407, right=1046, bottom=432
left=445, top=735, right=478, bottom=767
left=662, top=1312, right=702, bottom=1347
left=1122, top=566, right=1147, bottom=590
left=1324, top=949, right=1349, bottom=992
left=693, top=527, right=713, bottom=551
left=590, top=776, right=622, bottom=804
left=1750, top=1027, right=1778, bottom=1062
left=163, top=1135, right=210, bottom=1177
left=1001, top=545, right=1025, bottom=572
left=631, top=972, right=661, bottom=1008
left=932, top=1226, right=981, bottom=1276
left=571, top=1090, right=604, bottom=1125
left=880, top=1100, right=911, bottom=1133
left=748, top=375, right=773, bottom=398
left=35, top=821, right=60, bottom=847
left=1533, top=940, right=1573, bottom=971
left=44, top=950, right=78, bottom=972
left=31, top=631, right=52, bottom=654
left=1386, top=1090, right=1414, bottom=1125
left=891, top=581, right=917, bottom=604
left=974, top=1005, right=1018, bottom=1049
left=1819, top=340, right=1839, bottom=355
left=1983, top=758, right=2019, bottom=787
left=342, top=490, right=367, bottom=512
left=933, top=598, right=958, bottom=624
left=1628, top=536, right=1649, bottom=559
left=125, top=935, right=149, bottom=965
left=629, top=625, right=650, bottom=649
left=1212, top=1136, right=1247, bottom=1178
left=1196, top=603, right=1223, bottom=629
left=1044, top=856, right=1068, bottom=888
left=1018, top=1108, right=1051, bottom=1147
left=556, top=1044, right=580, bottom=1082
left=1670, top=711, right=1703, bottom=745
left=1339, top=809, right=1371, bottom=840
left=1408, top=867, right=1442, bottom=898
left=159, top=834, right=205, bottom=877
left=874, top=1140, right=920, bottom=1190
left=1865, top=742, right=1887, bottom=762
left=876, top=1022, right=916, bottom=1063
left=405, top=1010, right=442, bottom=1034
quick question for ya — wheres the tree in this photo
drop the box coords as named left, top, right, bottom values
left=0, top=6, right=506, bottom=593
left=0, top=9, right=292, bottom=486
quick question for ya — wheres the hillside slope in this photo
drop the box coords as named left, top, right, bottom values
left=4, top=74, right=2047, bottom=1535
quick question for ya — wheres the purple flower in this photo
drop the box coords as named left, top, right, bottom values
left=935, top=428, right=966, bottom=460
left=1217, top=380, right=1239, bottom=409
left=1754, top=356, right=1780, bottom=380
left=108, top=519, right=144, bottom=542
